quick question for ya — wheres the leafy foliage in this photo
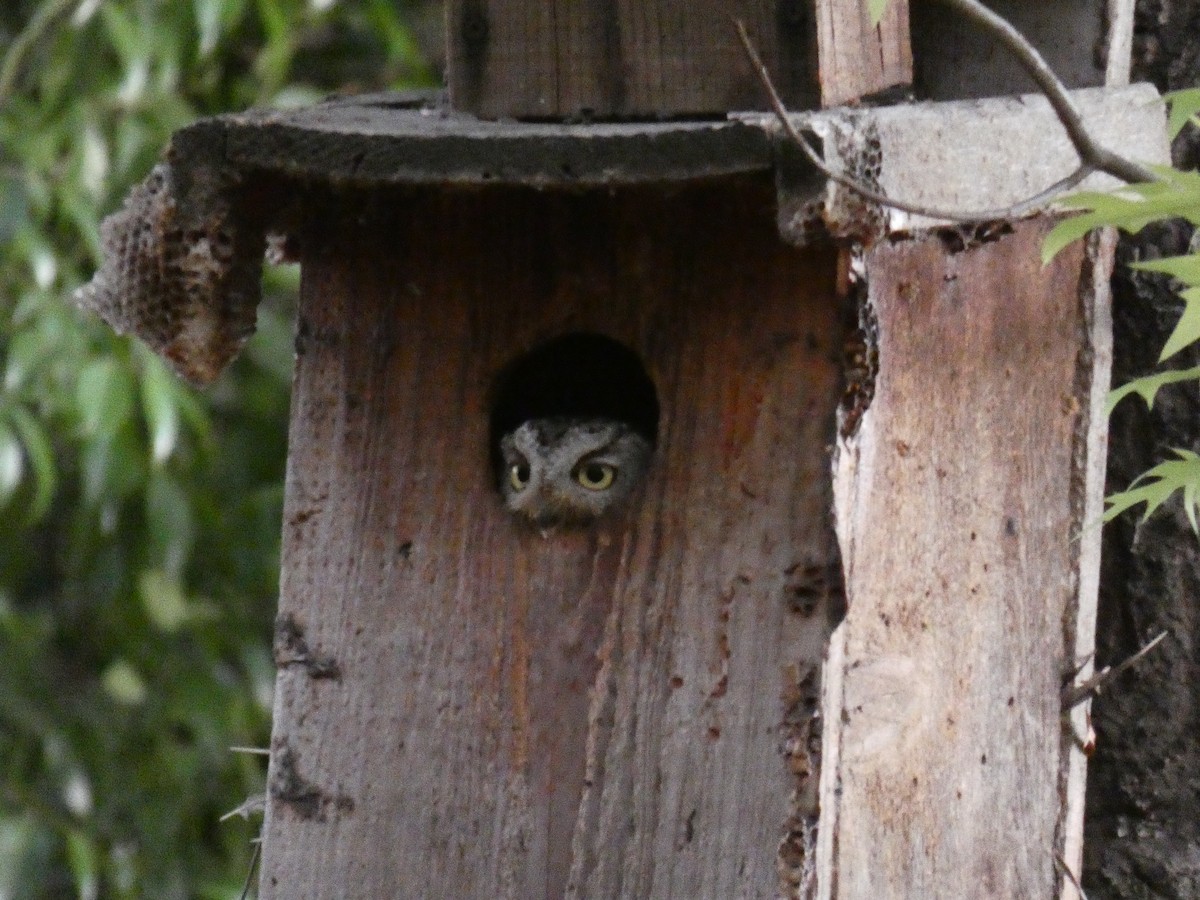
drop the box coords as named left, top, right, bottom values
left=1104, top=449, right=1200, bottom=533
left=1105, top=364, right=1200, bottom=414
left=0, top=1, right=432, bottom=896
left=1042, top=167, right=1200, bottom=262
left=1165, top=86, right=1200, bottom=140
left=868, top=0, right=891, bottom=26
left=1048, top=92, right=1200, bottom=533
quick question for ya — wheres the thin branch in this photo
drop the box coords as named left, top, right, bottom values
left=735, top=0, right=1160, bottom=226
left=735, top=20, right=1095, bottom=224
left=1067, top=652, right=1095, bottom=681
left=1063, top=630, right=1168, bottom=708
left=1055, top=853, right=1090, bottom=900
left=239, top=839, right=263, bottom=900
left=221, top=793, right=267, bottom=822
left=933, top=0, right=1156, bottom=185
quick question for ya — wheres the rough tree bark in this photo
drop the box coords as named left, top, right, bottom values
left=1083, top=1, right=1200, bottom=898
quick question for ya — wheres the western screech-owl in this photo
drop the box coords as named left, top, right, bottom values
left=498, top=418, right=652, bottom=526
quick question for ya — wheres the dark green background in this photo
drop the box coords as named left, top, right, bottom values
left=0, top=2, right=435, bottom=895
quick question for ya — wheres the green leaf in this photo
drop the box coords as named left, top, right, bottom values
left=0, top=175, right=30, bottom=245
left=1165, top=87, right=1200, bottom=139
left=1160, top=287, right=1200, bottom=361
left=0, top=818, right=45, bottom=899
left=138, top=570, right=191, bottom=633
left=76, top=358, right=135, bottom=438
left=1107, top=365, right=1200, bottom=414
left=5, top=320, right=53, bottom=390
left=99, top=3, right=145, bottom=71
left=0, top=422, right=24, bottom=506
left=1132, top=253, right=1200, bottom=285
left=1043, top=214, right=1102, bottom=263
left=1105, top=449, right=1200, bottom=533
left=868, top=0, right=890, bottom=25
left=64, top=831, right=99, bottom=900
left=1045, top=171, right=1200, bottom=261
left=140, top=355, right=180, bottom=464
left=244, top=299, right=297, bottom=384
left=80, top=425, right=145, bottom=507
left=195, top=0, right=224, bottom=57
left=7, top=406, right=57, bottom=523
left=145, top=469, right=195, bottom=577
left=102, top=659, right=148, bottom=705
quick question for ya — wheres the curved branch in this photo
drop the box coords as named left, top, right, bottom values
left=736, top=0, right=1160, bottom=226
left=1062, top=630, right=1168, bottom=707
left=735, top=19, right=1096, bottom=224
left=933, top=0, right=1156, bottom=185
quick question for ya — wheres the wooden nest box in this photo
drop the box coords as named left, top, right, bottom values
left=77, top=1, right=1171, bottom=897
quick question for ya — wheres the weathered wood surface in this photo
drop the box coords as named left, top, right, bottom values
left=445, top=0, right=821, bottom=118
left=818, top=220, right=1106, bottom=899
left=910, top=0, right=1106, bottom=100
left=147, top=85, right=1159, bottom=198
left=202, top=94, right=777, bottom=186
left=260, top=177, right=843, bottom=898
left=815, top=0, right=912, bottom=108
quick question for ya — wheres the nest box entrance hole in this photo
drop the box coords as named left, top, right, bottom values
left=267, top=177, right=847, bottom=897
left=490, top=333, right=660, bottom=450
left=488, top=333, right=660, bottom=527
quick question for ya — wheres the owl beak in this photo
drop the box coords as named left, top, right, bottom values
left=528, top=486, right=558, bottom=529
left=532, top=511, right=558, bottom=529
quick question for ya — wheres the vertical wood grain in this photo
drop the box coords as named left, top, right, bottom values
left=446, top=0, right=820, bottom=118
left=815, top=0, right=912, bottom=107
left=259, top=177, right=843, bottom=898
left=819, top=221, right=1101, bottom=898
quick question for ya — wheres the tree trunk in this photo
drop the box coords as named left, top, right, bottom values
left=1084, top=7, right=1200, bottom=895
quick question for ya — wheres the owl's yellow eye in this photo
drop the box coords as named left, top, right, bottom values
left=509, top=461, right=530, bottom=490
left=576, top=461, right=615, bottom=491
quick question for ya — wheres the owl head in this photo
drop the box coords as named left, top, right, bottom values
left=498, top=417, right=653, bottom=526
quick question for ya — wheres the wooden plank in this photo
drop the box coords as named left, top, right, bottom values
left=817, top=220, right=1104, bottom=898
left=259, top=177, right=843, bottom=898
left=445, top=0, right=820, bottom=118
left=1104, top=0, right=1135, bottom=86
left=910, top=0, right=1104, bottom=100
left=815, top=0, right=912, bottom=108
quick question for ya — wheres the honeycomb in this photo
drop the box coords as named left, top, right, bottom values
left=74, top=163, right=266, bottom=385
left=774, top=112, right=887, bottom=246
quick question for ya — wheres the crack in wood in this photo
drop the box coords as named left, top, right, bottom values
left=269, top=741, right=355, bottom=822
left=273, top=614, right=343, bottom=681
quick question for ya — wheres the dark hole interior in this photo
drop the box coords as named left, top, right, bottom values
left=488, top=332, right=660, bottom=467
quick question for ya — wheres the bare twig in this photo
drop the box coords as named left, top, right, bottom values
left=933, top=0, right=1156, bottom=185
left=1063, top=630, right=1168, bottom=708
left=221, top=793, right=267, bottom=822
left=733, top=20, right=1078, bottom=224
left=239, top=840, right=263, bottom=900
left=735, top=0, right=1159, bottom=226
left=1055, top=853, right=1090, bottom=900
left=1067, top=652, right=1095, bottom=681
left=230, top=745, right=271, bottom=755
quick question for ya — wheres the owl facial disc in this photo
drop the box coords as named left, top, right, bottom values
left=498, top=418, right=652, bottom=526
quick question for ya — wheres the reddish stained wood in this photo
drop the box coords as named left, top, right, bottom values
left=819, top=221, right=1099, bottom=897
left=446, top=0, right=820, bottom=118
left=816, top=0, right=912, bottom=107
left=260, top=177, right=843, bottom=898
